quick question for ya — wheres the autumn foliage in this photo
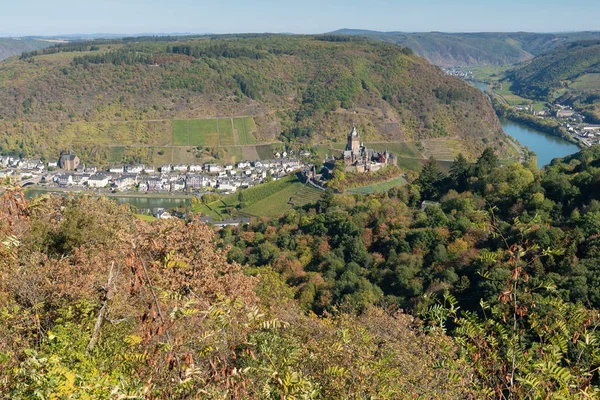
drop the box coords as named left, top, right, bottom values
left=0, top=187, right=476, bottom=398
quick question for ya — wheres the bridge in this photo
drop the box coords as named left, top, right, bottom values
left=19, top=176, right=42, bottom=187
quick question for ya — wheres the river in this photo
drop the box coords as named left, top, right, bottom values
left=472, top=81, right=580, bottom=168
left=24, top=189, right=191, bottom=210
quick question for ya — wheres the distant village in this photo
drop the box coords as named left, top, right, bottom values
left=0, top=151, right=307, bottom=194
left=514, top=103, right=600, bottom=147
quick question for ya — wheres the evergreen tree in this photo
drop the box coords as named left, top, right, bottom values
left=450, top=153, right=471, bottom=191
left=475, top=147, right=498, bottom=177
left=416, top=156, right=444, bottom=199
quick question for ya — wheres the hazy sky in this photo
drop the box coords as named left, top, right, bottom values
left=1, top=0, right=599, bottom=36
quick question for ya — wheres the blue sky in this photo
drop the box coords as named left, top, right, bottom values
left=1, top=0, right=599, bottom=36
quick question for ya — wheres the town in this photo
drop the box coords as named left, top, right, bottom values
left=508, top=102, right=600, bottom=147
left=0, top=151, right=307, bottom=194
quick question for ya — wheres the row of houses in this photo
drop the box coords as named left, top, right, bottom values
left=50, top=170, right=282, bottom=193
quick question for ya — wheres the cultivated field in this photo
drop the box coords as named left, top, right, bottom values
left=422, top=140, right=457, bottom=161
left=346, top=176, right=407, bottom=194
left=193, top=174, right=321, bottom=219
left=173, top=120, right=188, bottom=146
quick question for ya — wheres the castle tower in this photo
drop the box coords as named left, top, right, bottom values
left=347, top=126, right=360, bottom=153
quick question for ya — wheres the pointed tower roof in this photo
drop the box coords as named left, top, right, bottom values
left=348, top=126, right=359, bottom=138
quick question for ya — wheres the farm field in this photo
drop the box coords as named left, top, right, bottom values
left=173, top=120, right=188, bottom=146
left=218, top=118, right=235, bottom=146
left=173, top=116, right=259, bottom=147
left=189, top=119, right=218, bottom=147
left=493, top=84, right=532, bottom=106
left=421, top=140, right=455, bottom=161
left=346, top=176, right=407, bottom=195
left=255, top=143, right=284, bottom=160
left=243, top=117, right=258, bottom=144
left=192, top=174, right=320, bottom=219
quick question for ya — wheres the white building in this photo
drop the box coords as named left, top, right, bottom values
left=189, top=164, right=203, bottom=172
left=55, top=174, right=74, bottom=186
left=109, top=165, right=124, bottom=174
left=126, top=164, right=144, bottom=174
left=87, top=173, right=109, bottom=188
left=207, top=164, right=222, bottom=173
left=172, top=164, right=188, bottom=172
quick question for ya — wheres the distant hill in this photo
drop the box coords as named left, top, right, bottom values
left=508, top=40, right=600, bottom=120
left=0, top=35, right=508, bottom=165
left=331, top=30, right=600, bottom=67
left=0, top=38, right=53, bottom=61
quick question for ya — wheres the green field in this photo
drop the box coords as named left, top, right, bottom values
left=193, top=174, right=321, bottom=219
left=571, top=74, right=600, bottom=90
left=244, top=117, right=257, bottom=144
left=189, top=119, right=218, bottom=147
left=218, top=118, right=235, bottom=146
left=346, top=176, right=407, bottom=194
left=233, top=118, right=246, bottom=145
left=493, top=84, right=532, bottom=106
left=173, top=120, right=188, bottom=146
left=469, top=65, right=512, bottom=82
left=255, top=144, right=279, bottom=160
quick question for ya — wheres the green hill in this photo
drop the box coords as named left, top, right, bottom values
left=0, top=34, right=508, bottom=165
left=332, top=30, right=600, bottom=67
left=0, top=38, right=53, bottom=61
left=508, top=40, right=600, bottom=120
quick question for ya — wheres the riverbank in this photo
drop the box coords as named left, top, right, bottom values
left=24, top=186, right=199, bottom=199
left=494, top=105, right=582, bottom=148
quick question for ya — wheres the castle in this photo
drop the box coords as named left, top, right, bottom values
left=341, top=127, right=397, bottom=173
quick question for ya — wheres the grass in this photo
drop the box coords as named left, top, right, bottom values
left=289, top=185, right=323, bottom=207
left=134, top=213, right=157, bottom=222
left=108, top=147, right=126, bottom=163
left=173, top=120, right=189, bottom=146
left=244, top=117, right=257, bottom=144
left=218, top=118, right=235, bottom=146
left=152, top=147, right=172, bottom=165
left=396, top=157, right=424, bottom=172
left=233, top=118, right=246, bottom=145
left=469, top=65, right=512, bottom=82
left=571, top=73, right=600, bottom=91
left=492, top=83, right=536, bottom=106
left=346, top=176, right=407, bottom=194
left=221, top=147, right=243, bottom=163
left=256, top=144, right=275, bottom=160
left=189, top=119, right=218, bottom=147
left=193, top=174, right=314, bottom=218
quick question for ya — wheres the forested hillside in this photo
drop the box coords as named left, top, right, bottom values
left=2, top=145, right=600, bottom=397
left=509, top=41, right=600, bottom=98
left=333, top=30, right=600, bottom=67
left=0, top=38, right=52, bottom=61
left=0, top=35, right=507, bottom=164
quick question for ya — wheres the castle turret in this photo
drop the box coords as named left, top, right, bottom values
left=346, top=126, right=361, bottom=153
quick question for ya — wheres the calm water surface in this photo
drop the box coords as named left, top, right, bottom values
left=24, top=189, right=191, bottom=210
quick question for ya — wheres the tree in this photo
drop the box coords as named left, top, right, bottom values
left=237, top=191, right=247, bottom=209
left=475, top=147, right=499, bottom=177
left=450, top=153, right=471, bottom=191
left=416, top=156, right=444, bottom=199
